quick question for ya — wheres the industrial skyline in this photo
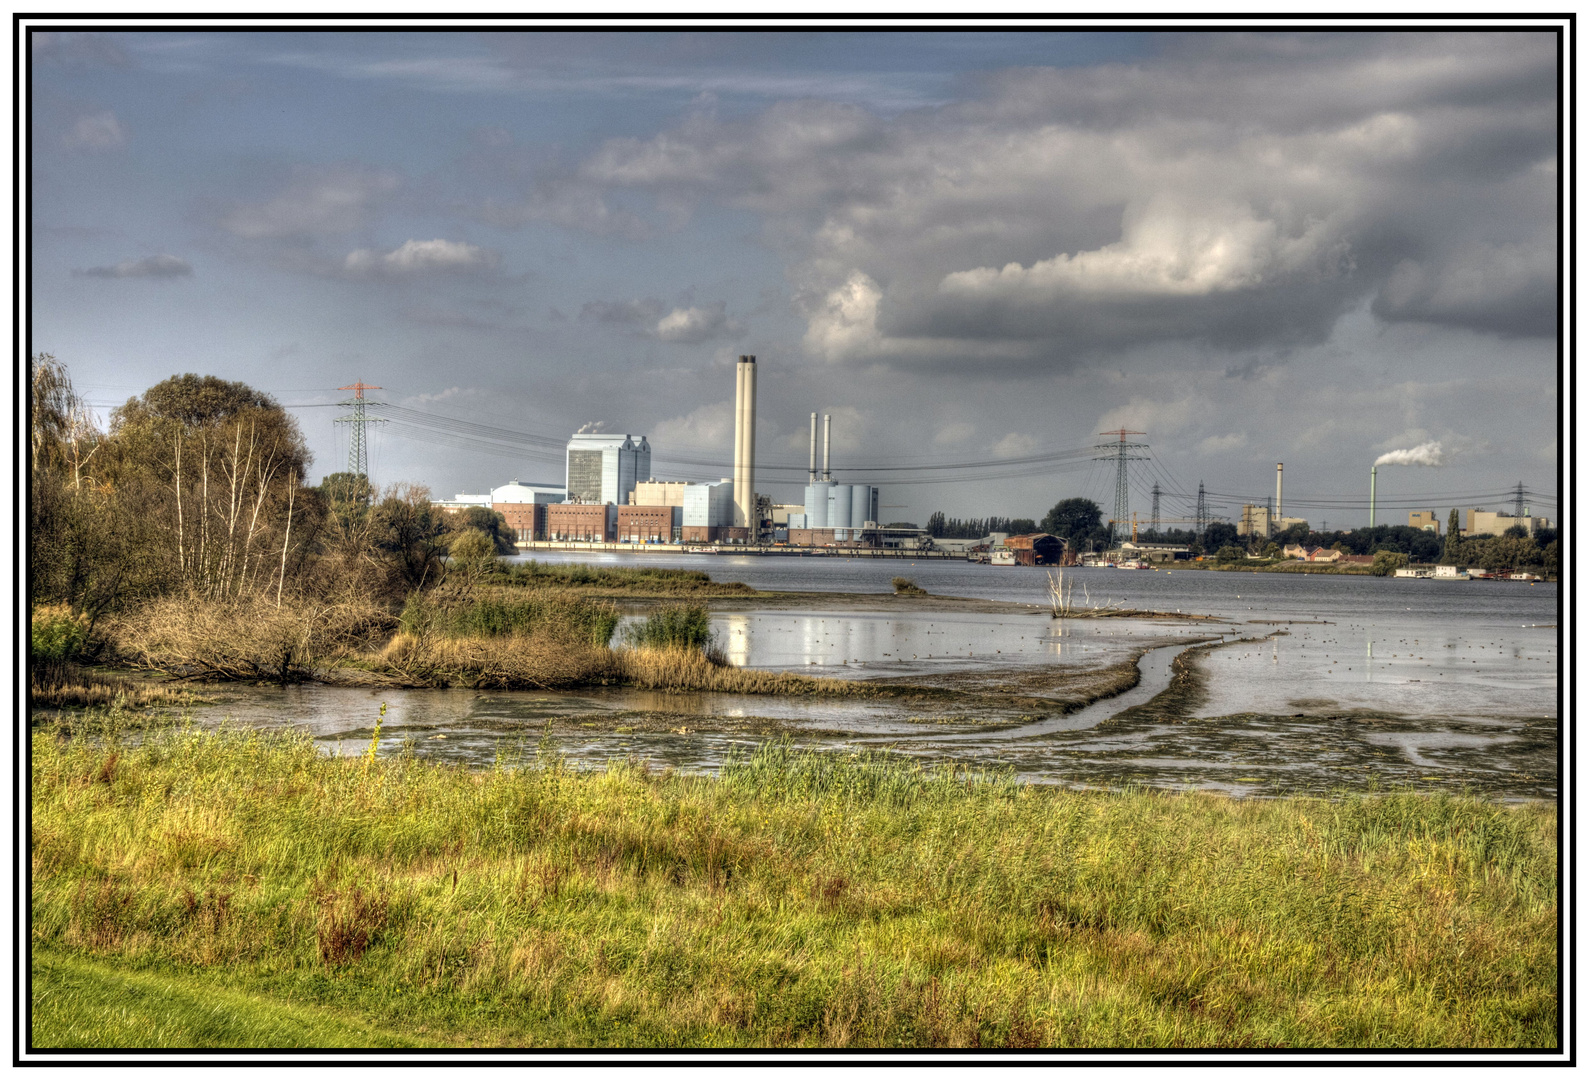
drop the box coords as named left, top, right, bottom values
left=32, top=24, right=1561, bottom=526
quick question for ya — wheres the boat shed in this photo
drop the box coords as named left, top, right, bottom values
left=1004, top=533, right=1065, bottom=566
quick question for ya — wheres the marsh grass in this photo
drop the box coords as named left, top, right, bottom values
left=31, top=730, right=1557, bottom=1049
left=501, top=562, right=755, bottom=596
left=399, top=591, right=621, bottom=647
left=621, top=604, right=715, bottom=651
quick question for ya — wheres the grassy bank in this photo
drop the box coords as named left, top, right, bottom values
left=31, top=728, right=1556, bottom=1049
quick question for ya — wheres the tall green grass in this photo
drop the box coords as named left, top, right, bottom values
left=399, top=591, right=620, bottom=647
left=621, top=604, right=715, bottom=651
left=31, top=728, right=1557, bottom=1049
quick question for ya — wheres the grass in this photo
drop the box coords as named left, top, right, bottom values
left=31, top=728, right=1558, bottom=1049
left=400, top=590, right=622, bottom=648
left=621, top=604, right=716, bottom=651
left=500, top=561, right=756, bottom=596
left=892, top=577, right=928, bottom=597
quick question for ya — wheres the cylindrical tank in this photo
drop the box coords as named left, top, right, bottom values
left=851, top=485, right=871, bottom=528
left=827, top=484, right=853, bottom=529
left=805, top=482, right=832, bottom=528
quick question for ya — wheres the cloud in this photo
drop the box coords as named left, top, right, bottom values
left=220, top=164, right=398, bottom=239
left=62, top=111, right=125, bottom=151
left=650, top=401, right=734, bottom=449
left=575, top=33, right=1556, bottom=367
left=1198, top=432, right=1249, bottom=455
left=580, top=298, right=664, bottom=325
left=991, top=432, right=1037, bottom=458
left=1374, top=441, right=1443, bottom=467
left=344, top=238, right=500, bottom=277
left=933, top=422, right=975, bottom=446
left=654, top=302, right=742, bottom=344
left=74, top=254, right=192, bottom=279
left=32, top=32, right=133, bottom=69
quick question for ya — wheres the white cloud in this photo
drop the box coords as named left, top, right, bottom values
left=991, top=432, right=1037, bottom=458
left=1198, top=433, right=1248, bottom=455
left=655, top=302, right=742, bottom=344
left=75, top=254, right=191, bottom=279
left=62, top=111, right=124, bottom=150
left=651, top=401, right=734, bottom=450
left=344, top=238, right=500, bottom=277
left=221, top=164, right=398, bottom=239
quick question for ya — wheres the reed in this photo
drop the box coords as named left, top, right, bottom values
left=31, top=729, right=1557, bottom=1049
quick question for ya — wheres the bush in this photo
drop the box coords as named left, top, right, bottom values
left=1215, top=545, right=1246, bottom=563
left=1371, top=551, right=1409, bottom=576
left=31, top=605, right=90, bottom=663
left=622, top=603, right=715, bottom=651
left=892, top=577, right=927, bottom=596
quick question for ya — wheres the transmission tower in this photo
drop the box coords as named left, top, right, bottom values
left=1195, top=482, right=1208, bottom=540
left=1150, top=483, right=1161, bottom=530
left=1093, top=430, right=1150, bottom=545
left=334, top=382, right=387, bottom=486
left=1514, top=481, right=1525, bottom=519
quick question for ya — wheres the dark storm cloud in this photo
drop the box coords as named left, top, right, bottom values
left=574, top=31, right=1556, bottom=368
left=74, top=254, right=193, bottom=279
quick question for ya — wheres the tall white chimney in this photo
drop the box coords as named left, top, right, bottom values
left=1276, top=462, right=1283, bottom=521
left=809, top=412, right=818, bottom=483
left=733, top=355, right=757, bottom=533
left=822, top=413, right=832, bottom=481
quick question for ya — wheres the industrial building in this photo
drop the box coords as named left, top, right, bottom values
left=546, top=502, right=617, bottom=542
left=784, top=411, right=880, bottom=546
left=616, top=504, right=679, bottom=543
left=630, top=480, right=690, bottom=507
left=1465, top=509, right=1550, bottom=537
left=564, top=433, right=650, bottom=507
left=1237, top=504, right=1308, bottom=538
left=1409, top=511, right=1441, bottom=534
left=491, top=480, right=565, bottom=542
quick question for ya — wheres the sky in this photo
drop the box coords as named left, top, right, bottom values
left=29, top=26, right=1562, bottom=530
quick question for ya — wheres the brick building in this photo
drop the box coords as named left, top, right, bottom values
left=616, top=505, right=679, bottom=543
left=546, top=503, right=616, bottom=542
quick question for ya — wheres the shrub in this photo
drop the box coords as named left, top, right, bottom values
left=622, top=603, right=715, bottom=651
left=1371, top=551, right=1409, bottom=576
left=891, top=577, right=927, bottom=596
left=31, top=605, right=90, bottom=663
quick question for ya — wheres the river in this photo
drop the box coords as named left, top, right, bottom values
left=139, top=552, right=1562, bottom=798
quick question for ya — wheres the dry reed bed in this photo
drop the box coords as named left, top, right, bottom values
left=30, top=729, right=1558, bottom=1049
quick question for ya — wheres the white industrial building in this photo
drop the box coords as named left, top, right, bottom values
left=491, top=480, right=566, bottom=505
left=1465, top=509, right=1550, bottom=537
left=564, top=433, right=650, bottom=506
left=683, top=479, right=736, bottom=527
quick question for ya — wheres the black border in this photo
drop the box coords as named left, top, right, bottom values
left=14, top=12, right=1576, bottom=1067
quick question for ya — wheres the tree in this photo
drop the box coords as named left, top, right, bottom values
left=1203, top=522, right=1238, bottom=551
left=368, top=484, right=448, bottom=592
left=1441, top=510, right=1461, bottom=564
left=1215, top=545, right=1245, bottom=563
left=101, top=373, right=318, bottom=600
left=1041, top=498, right=1102, bottom=540
left=1371, top=551, right=1408, bottom=576
left=443, top=505, right=517, bottom=555
left=446, top=529, right=499, bottom=588
left=926, top=511, right=947, bottom=537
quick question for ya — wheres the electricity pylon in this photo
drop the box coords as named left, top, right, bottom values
left=1094, top=429, right=1149, bottom=546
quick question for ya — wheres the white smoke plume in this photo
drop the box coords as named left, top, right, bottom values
left=575, top=420, right=610, bottom=435
left=1374, top=441, right=1443, bottom=467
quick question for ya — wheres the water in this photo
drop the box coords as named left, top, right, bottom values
left=117, top=553, right=1558, bottom=797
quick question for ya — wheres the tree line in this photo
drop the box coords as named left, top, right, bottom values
left=29, top=356, right=513, bottom=624
left=926, top=495, right=1557, bottom=572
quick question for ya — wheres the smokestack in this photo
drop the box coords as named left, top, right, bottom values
left=1369, top=465, right=1377, bottom=528
left=822, top=414, right=832, bottom=482
left=733, top=355, right=757, bottom=534
left=809, top=412, right=818, bottom=483
left=1276, top=463, right=1283, bottom=521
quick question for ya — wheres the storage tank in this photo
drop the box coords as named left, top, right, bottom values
left=804, top=482, right=832, bottom=528
left=851, top=485, right=875, bottom=528
left=827, top=484, right=853, bottom=529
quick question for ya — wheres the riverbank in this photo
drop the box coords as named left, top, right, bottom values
left=31, top=729, right=1556, bottom=1049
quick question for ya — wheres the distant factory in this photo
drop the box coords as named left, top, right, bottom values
left=437, top=353, right=895, bottom=548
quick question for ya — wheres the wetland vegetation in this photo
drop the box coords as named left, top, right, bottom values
left=31, top=728, right=1557, bottom=1049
